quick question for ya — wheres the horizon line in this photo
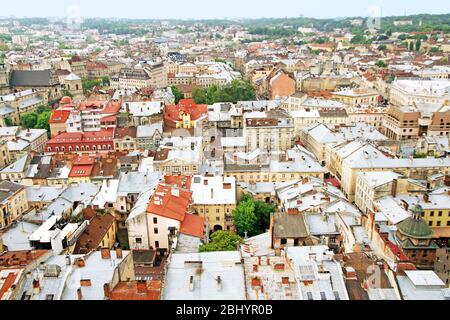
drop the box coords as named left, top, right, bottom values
left=0, top=11, right=448, bottom=22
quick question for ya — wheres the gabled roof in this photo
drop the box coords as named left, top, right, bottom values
left=10, top=70, right=57, bottom=87
left=49, top=109, right=71, bottom=124
left=73, top=213, right=116, bottom=254
left=146, top=184, right=192, bottom=221
left=180, top=214, right=205, bottom=239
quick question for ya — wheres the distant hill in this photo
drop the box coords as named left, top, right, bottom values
left=0, top=13, right=448, bottom=34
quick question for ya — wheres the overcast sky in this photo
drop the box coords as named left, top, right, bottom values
left=1, top=0, right=449, bottom=19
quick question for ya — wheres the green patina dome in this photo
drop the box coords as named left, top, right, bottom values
left=397, top=204, right=433, bottom=239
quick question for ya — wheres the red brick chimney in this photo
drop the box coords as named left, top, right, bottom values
left=76, top=258, right=86, bottom=268
left=137, top=280, right=147, bottom=294
left=116, top=247, right=123, bottom=259
left=103, top=283, right=111, bottom=299
left=101, top=248, right=111, bottom=260
left=77, top=288, right=83, bottom=300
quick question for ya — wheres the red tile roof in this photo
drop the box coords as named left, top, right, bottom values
left=325, top=178, right=341, bottom=188
left=49, top=109, right=71, bottom=124
left=0, top=271, right=19, bottom=299
left=110, top=280, right=161, bottom=300
left=73, top=155, right=95, bottom=165
left=74, top=213, right=116, bottom=254
left=47, top=129, right=114, bottom=144
left=164, top=99, right=208, bottom=123
left=146, top=184, right=192, bottom=222
left=164, top=175, right=192, bottom=190
left=180, top=214, right=205, bottom=239
left=100, top=115, right=117, bottom=123
left=69, top=165, right=94, bottom=178
left=102, top=101, right=122, bottom=114
left=0, top=250, right=49, bottom=268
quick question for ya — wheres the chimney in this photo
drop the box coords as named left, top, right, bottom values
left=204, top=179, right=209, bottom=186
left=258, top=256, right=261, bottom=266
left=423, top=194, right=430, bottom=203
left=76, top=258, right=86, bottom=268
left=216, top=276, right=222, bottom=291
left=103, top=283, right=111, bottom=299
left=116, top=247, right=123, bottom=259
left=211, top=188, right=214, bottom=199
left=32, top=279, right=41, bottom=294
left=77, top=288, right=83, bottom=300
left=253, top=264, right=258, bottom=272
left=137, top=280, right=147, bottom=294
left=189, top=276, right=195, bottom=291
left=391, top=179, right=398, bottom=198
left=101, top=248, right=111, bottom=260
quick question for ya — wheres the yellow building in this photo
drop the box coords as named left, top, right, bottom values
left=0, top=180, right=29, bottom=229
left=191, top=176, right=237, bottom=232
left=331, top=88, right=379, bottom=107
left=73, top=212, right=117, bottom=254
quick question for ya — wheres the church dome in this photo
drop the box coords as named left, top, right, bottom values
left=61, top=96, right=72, bottom=104
left=397, top=204, right=433, bottom=239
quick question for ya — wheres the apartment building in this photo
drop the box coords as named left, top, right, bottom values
left=244, top=108, right=294, bottom=152
left=0, top=89, right=47, bottom=125
left=331, top=88, right=379, bottom=107
left=390, top=79, right=450, bottom=106
left=153, top=137, right=203, bottom=175
left=127, top=183, right=206, bottom=253
left=382, top=104, right=450, bottom=140
left=0, top=180, right=28, bottom=229
left=111, top=68, right=152, bottom=90
left=191, top=175, right=237, bottom=232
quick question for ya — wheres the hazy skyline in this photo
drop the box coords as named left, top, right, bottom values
left=1, top=0, right=449, bottom=20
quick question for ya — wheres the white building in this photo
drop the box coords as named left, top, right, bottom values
left=390, top=79, right=450, bottom=106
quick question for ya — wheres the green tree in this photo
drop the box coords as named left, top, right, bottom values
left=377, top=45, right=387, bottom=51
left=192, top=80, right=256, bottom=105
left=233, top=195, right=275, bottom=237
left=100, top=76, right=110, bottom=86
left=82, top=78, right=105, bottom=93
left=4, top=117, right=14, bottom=126
left=35, top=111, right=51, bottom=132
left=171, top=86, right=185, bottom=104
left=409, top=41, right=415, bottom=51
left=20, top=112, right=38, bottom=129
left=375, top=60, right=388, bottom=68
left=350, top=34, right=366, bottom=44
left=415, top=39, right=422, bottom=51
left=233, top=198, right=258, bottom=237
left=254, top=200, right=275, bottom=234
left=199, top=231, right=243, bottom=252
